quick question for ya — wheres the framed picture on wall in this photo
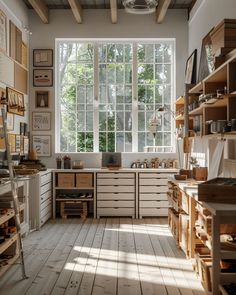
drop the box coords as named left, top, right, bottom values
left=32, top=135, right=51, bottom=157
left=35, top=90, right=49, bottom=108
left=0, top=9, right=7, bottom=53
left=33, top=49, right=53, bottom=67
left=185, top=49, right=197, bottom=84
left=7, top=87, right=25, bottom=116
left=32, top=112, right=51, bottom=131
left=33, top=69, right=53, bottom=87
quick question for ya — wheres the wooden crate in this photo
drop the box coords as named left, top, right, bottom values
left=195, top=253, right=212, bottom=292
left=181, top=192, right=189, bottom=214
left=57, top=173, right=75, bottom=187
left=76, top=173, right=93, bottom=187
left=179, top=213, right=190, bottom=256
left=168, top=208, right=179, bottom=244
left=198, top=178, right=236, bottom=203
left=210, top=19, right=236, bottom=55
left=60, top=201, right=87, bottom=219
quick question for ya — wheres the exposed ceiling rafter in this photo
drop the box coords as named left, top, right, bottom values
left=110, top=0, right=118, bottom=24
left=156, top=0, right=171, bottom=24
left=68, top=0, right=83, bottom=23
left=28, top=0, right=49, bottom=23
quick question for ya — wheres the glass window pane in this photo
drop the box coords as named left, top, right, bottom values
left=77, top=44, right=94, bottom=62
left=155, top=44, right=163, bottom=63
left=125, top=133, right=132, bottom=152
left=138, top=132, right=145, bottom=152
left=116, top=112, right=124, bottom=131
left=77, top=112, right=85, bottom=131
left=145, top=44, right=154, bottom=63
left=116, top=65, right=124, bottom=84
left=108, top=64, right=116, bottom=84
left=116, top=44, right=124, bottom=62
left=98, top=44, right=106, bottom=62
left=125, top=112, right=132, bottom=131
left=99, top=112, right=106, bottom=131
left=99, top=132, right=106, bottom=152
left=86, top=112, right=93, bottom=131
left=163, top=44, right=171, bottom=63
left=77, top=86, right=85, bottom=103
left=163, top=85, right=171, bottom=103
left=85, top=132, right=93, bottom=151
left=138, top=44, right=145, bottom=62
left=138, top=64, right=154, bottom=84
left=107, top=113, right=115, bottom=131
left=116, top=132, right=124, bottom=152
left=99, top=64, right=106, bottom=84
left=99, top=85, right=106, bottom=103
left=155, top=85, right=163, bottom=104
left=108, top=132, right=115, bottom=151
left=138, top=112, right=145, bottom=131
left=125, top=44, right=132, bottom=62
left=107, top=44, right=116, bottom=62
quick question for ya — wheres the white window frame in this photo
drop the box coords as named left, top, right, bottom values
left=55, top=38, right=176, bottom=153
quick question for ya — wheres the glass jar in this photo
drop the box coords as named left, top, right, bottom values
left=63, top=155, right=71, bottom=169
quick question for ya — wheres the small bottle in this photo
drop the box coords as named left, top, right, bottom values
left=56, top=156, right=62, bottom=169
left=63, top=155, right=71, bottom=169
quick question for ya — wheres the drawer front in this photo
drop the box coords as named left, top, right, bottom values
left=97, top=200, right=134, bottom=207
left=97, top=193, right=135, bottom=200
left=40, top=172, right=52, bottom=186
left=139, top=186, right=168, bottom=193
left=139, top=208, right=168, bottom=216
left=40, top=203, right=51, bottom=219
left=41, top=182, right=51, bottom=195
left=40, top=190, right=51, bottom=204
left=139, top=178, right=168, bottom=186
left=139, top=193, right=167, bottom=201
left=97, top=186, right=135, bottom=193
left=97, top=208, right=134, bottom=216
left=97, top=178, right=134, bottom=186
left=97, top=173, right=135, bottom=179
left=139, top=173, right=171, bottom=179
left=41, top=198, right=52, bottom=211
left=139, top=200, right=169, bottom=208
left=40, top=211, right=51, bottom=226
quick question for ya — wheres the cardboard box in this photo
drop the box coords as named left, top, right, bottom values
left=57, top=173, right=75, bottom=187
left=76, top=173, right=93, bottom=187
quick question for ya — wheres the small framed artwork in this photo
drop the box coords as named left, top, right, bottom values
left=33, top=49, right=53, bottom=67
left=7, top=112, right=14, bottom=130
left=8, top=133, right=16, bottom=153
left=23, top=136, right=29, bottom=154
left=7, top=87, right=25, bottom=116
left=15, top=134, right=21, bottom=153
left=33, top=69, right=53, bottom=87
left=32, top=112, right=51, bottom=131
left=35, top=90, right=49, bottom=108
left=32, top=135, right=51, bottom=157
left=0, top=9, right=7, bottom=53
left=185, top=49, right=197, bottom=85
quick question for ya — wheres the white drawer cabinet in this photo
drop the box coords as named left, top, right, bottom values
left=29, top=170, right=52, bottom=230
left=138, top=172, right=173, bottom=218
left=96, top=172, right=135, bottom=218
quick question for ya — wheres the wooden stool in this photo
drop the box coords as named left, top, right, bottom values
left=60, top=201, right=87, bottom=219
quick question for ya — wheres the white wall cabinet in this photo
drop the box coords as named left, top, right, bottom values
left=29, top=170, right=52, bottom=230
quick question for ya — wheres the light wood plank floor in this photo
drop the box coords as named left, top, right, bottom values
left=0, top=218, right=206, bottom=295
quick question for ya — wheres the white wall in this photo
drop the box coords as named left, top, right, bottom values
left=0, top=0, right=29, bottom=136
left=29, top=9, right=188, bottom=168
left=189, top=0, right=236, bottom=70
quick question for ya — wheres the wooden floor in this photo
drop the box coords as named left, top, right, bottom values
left=0, top=218, right=206, bottom=295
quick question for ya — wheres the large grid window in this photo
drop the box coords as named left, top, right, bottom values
left=56, top=40, right=175, bottom=153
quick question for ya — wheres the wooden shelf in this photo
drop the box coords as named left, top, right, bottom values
left=0, top=209, right=15, bottom=225
left=221, top=250, right=236, bottom=259
left=189, top=82, right=203, bottom=94
left=189, top=97, right=228, bottom=116
left=55, top=187, right=94, bottom=190
left=0, top=234, right=18, bottom=255
left=0, top=252, right=19, bottom=277
left=175, top=96, right=184, bottom=104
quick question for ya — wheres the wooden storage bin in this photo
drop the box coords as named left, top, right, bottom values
left=195, top=253, right=212, bottom=292
left=60, top=201, right=87, bottom=219
left=76, top=173, right=93, bottom=187
left=179, top=213, right=190, bottom=256
left=210, top=19, right=236, bottom=55
left=57, top=173, right=75, bottom=187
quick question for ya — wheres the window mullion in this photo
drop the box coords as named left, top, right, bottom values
left=94, top=43, right=99, bottom=152
left=132, top=43, right=138, bottom=153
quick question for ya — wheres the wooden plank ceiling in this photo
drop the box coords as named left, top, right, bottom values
left=23, top=0, right=195, bottom=24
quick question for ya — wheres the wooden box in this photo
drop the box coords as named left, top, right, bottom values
left=76, top=173, right=93, bottom=188
left=195, top=253, right=212, bottom=291
left=193, top=167, right=208, bottom=181
left=60, top=201, right=87, bottom=219
left=198, top=178, right=236, bottom=203
left=168, top=208, right=179, bottom=243
left=210, top=19, right=236, bottom=55
left=179, top=213, right=190, bottom=255
left=57, top=173, right=75, bottom=187
left=181, top=192, right=189, bottom=214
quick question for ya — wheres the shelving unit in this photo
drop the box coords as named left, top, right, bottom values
left=52, top=170, right=96, bottom=219
left=168, top=179, right=236, bottom=294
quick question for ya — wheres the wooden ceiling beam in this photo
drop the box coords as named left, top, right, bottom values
left=28, top=0, right=49, bottom=24
left=156, top=0, right=171, bottom=24
left=110, top=0, right=117, bottom=24
left=68, top=0, right=83, bottom=24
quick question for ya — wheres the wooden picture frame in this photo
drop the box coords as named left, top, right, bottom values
left=32, top=112, right=51, bottom=131
left=7, top=87, right=25, bottom=116
left=7, top=112, right=14, bottom=130
left=198, top=30, right=215, bottom=82
left=33, top=69, right=53, bottom=87
left=32, top=135, right=51, bottom=157
left=33, top=49, right=53, bottom=67
left=185, top=49, right=197, bottom=84
left=35, top=90, right=49, bottom=108
left=0, top=9, right=7, bottom=53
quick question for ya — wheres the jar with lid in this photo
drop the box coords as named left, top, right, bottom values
left=63, top=155, right=71, bottom=169
left=56, top=156, right=62, bottom=169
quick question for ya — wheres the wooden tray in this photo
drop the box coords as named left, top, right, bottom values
left=198, top=177, right=236, bottom=203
